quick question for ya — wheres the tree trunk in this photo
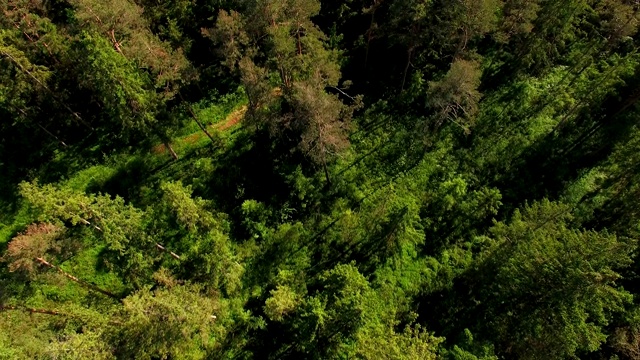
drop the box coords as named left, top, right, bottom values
left=35, top=122, right=68, bottom=148
left=187, top=105, right=217, bottom=144
left=151, top=125, right=179, bottom=160
left=155, top=243, right=181, bottom=260
left=36, top=257, right=120, bottom=300
left=364, top=11, right=376, bottom=69
left=180, top=94, right=217, bottom=144
left=0, top=304, right=66, bottom=316
left=1, top=50, right=93, bottom=130
left=164, top=141, right=179, bottom=160
left=401, top=47, right=414, bottom=91
left=323, top=159, right=332, bottom=186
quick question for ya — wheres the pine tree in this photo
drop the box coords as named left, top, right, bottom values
left=211, top=0, right=359, bottom=182
left=467, top=200, right=635, bottom=358
left=427, top=59, right=482, bottom=134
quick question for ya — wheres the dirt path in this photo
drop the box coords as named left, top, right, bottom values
left=151, top=105, right=247, bottom=155
left=215, top=105, right=247, bottom=131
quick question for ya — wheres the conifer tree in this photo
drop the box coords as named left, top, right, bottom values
left=465, top=200, right=635, bottom=358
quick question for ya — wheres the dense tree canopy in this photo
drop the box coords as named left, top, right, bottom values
left=3, top=0, right=640, bottom=359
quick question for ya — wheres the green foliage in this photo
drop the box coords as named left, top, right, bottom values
left=428, top=59, right=482, bottom=133
left=4, top=1, right=640, bottom=358
left=280, top=263, right=371, bottom=358
left=70, top=0, right=190, bottom=94
left=264, top=285, right=299, bottom=322
left=211, top=0, right=358, bottom=175
left=18, top=181, right=152, bottom=288
left=356, top=325, right=442, bottom=359
left=73, top=31, right=158, bottom=131
left=471, top=200, right=635, bottom=358
left=160, top=180, right=217, bottom=231
left=111, top=284, right=223, bottom=360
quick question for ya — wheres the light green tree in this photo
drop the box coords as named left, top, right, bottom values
left=18, top=181, right=154, bottom=288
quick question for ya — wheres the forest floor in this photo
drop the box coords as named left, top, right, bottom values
left=217, top=105, right=247, bottom=131
left=1, top=94, right=248, bottom=245
left=151, top=105, right=247, bottom=156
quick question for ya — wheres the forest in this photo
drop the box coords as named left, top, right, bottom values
left=2, top=0, right=640, bottom=358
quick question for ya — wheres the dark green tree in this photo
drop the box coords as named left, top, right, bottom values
left=460, top=200, right=635, bottom=359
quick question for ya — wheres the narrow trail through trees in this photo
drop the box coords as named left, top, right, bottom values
left=151, top=105, right=248, bottom=156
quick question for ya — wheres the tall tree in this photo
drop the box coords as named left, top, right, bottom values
left=494, top=0, right=541, bottom=43
left=18, top=181, right=154, bottom=289
left=109, top=284, right=225, bottom=359
left=454, top=200, right=636, bottom=358
left=211, top=0, right=359, bottom=182
left=427, top=59, right=482, bottom=134
left=69, top=0, right=190, bottom=97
